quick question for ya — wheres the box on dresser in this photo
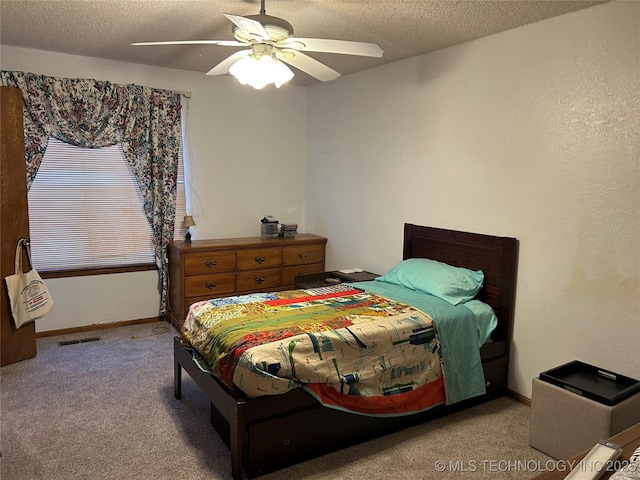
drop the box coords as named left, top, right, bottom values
left=167, top=234, right=327, bottom=327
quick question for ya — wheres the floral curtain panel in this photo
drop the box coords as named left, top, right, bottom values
left=0, top=71, right=182, bottom=315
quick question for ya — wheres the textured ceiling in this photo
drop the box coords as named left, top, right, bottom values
left=0, top=0, right=606, bottom=86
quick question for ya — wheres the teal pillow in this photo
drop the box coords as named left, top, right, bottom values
left=375, top=258, right=484, bottom=305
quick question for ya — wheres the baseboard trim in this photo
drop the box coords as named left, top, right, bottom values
left=508, top=388, right=531, bottom=406
left=35, top=316, right=167, bottom=338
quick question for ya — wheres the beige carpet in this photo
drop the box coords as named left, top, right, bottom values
left=0, top=321, right=552, bottom=479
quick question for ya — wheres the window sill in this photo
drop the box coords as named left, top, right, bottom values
left=39, top=263, right=157, bottom=279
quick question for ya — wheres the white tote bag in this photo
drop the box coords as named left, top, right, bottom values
left=4, top=239, right=53, bottom=328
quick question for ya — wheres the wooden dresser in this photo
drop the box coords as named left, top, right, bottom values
left=167, top=234, right=327, bottom=327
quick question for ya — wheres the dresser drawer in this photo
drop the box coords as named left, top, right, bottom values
left=184, top=251, right=236, bottom=276
left=168, top=235, right=326, bottom=328
left=237, top=268, right=281, bottom=292
left=283, top=245, right=324, bottom=266
left=282, top=263, right=324, bottom=286
left=237, top=248, right=282, bottom=271
left=184, top=273, right=236, bottom=297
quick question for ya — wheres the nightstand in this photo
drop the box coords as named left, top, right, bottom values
left=294, top=270, right=379, bottom=289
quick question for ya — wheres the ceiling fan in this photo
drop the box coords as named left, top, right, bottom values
left=132, top=0, right=383, bottom=88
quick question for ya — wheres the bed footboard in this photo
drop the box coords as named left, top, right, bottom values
left=174, top=336, right=322, bottom=479
left=174, top=336, right=510, bottom=478
left=174, top=336, right=246, bottom=480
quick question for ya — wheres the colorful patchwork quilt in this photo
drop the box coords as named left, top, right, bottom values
left=181, top=285, right=481, bottom=416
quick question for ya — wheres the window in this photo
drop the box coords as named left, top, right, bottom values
left=28, top=138, right=186, bottom=275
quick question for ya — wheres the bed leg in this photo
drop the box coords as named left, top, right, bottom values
left=173, top=339, right=182, bottom=400
left=230, top=404, right=244, bottom=480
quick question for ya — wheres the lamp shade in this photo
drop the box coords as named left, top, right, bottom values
left=229, top=54, right=294, bottom=89
left=183, top=215, right=196, bottom=228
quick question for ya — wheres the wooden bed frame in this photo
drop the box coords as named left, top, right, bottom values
left=173, top=223, right=518, bottom=479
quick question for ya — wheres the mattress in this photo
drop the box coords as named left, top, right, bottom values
left=180, top=281, right=497, bottom=416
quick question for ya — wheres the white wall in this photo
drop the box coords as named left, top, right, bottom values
left=305, top=1, right=639, bottom=398
left=0, top=46, right=307, bottom=332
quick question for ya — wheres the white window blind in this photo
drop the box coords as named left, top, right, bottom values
left=175, top=144, right=187, bottom=241
left=28, top=138, right=186, bottom=272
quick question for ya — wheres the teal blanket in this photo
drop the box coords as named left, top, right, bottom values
left=350, top=281, right=494, bottom=404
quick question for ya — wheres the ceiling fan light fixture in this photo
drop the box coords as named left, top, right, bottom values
left=133, top=0, right=383, bottom=86
left=229, top=50, right=294, bottom=89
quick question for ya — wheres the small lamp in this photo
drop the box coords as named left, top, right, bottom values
left=183, top=215, right=196, bottom=242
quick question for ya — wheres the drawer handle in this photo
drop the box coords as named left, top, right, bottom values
left=254, top=256, right=266, bottom=264
left=298, top=253, right=308, bottom=259
left=254, top=277, right=265, bottom=284
left=205, top=282, right=218, bottom=289
left=204, top=260, right=217, bottom=268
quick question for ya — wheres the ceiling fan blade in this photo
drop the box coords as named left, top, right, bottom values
left=132, top=40, right=246, bottom=47
left=275, top=49, right=340, bottom=82
left=278, top=38, right=384, bottom=57
left=206, top=50, right=252, bottom=76
left=223, top=13, right=270, bottom=40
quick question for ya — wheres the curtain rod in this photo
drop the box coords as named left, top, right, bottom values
left=178, top=90, right=191, bottom=99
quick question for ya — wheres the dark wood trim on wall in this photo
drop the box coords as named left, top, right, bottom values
left=1, top=86, right=37, bottom=366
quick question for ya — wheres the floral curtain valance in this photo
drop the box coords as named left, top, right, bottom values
left=0, top=71, right=182, bottom=315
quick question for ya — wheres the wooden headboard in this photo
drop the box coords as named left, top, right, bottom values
left=402, top=224, right=518, bottom=348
